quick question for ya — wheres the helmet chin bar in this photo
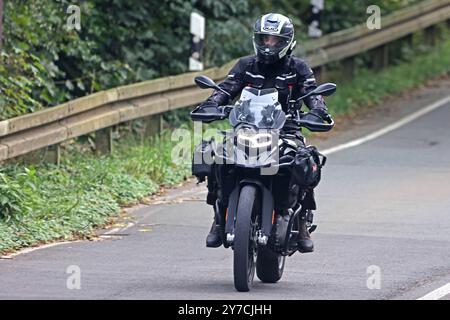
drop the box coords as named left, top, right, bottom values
left=289, top=40, right=297, bottom=53
left=254, top=38, right=296, bottom=64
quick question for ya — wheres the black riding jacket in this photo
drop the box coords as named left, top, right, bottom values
left=205, top=55, right=327, bottom=114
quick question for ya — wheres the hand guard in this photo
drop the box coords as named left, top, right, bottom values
left=191, top=101, right=224, bottom=123
left=302, top=108, right=331, bottom=123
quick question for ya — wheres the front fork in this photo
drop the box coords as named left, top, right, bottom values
left=223, top=180, right=274, bottom=248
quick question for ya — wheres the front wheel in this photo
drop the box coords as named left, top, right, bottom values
left=233, top=185, right=259, bottom=292
left=256, top=247, right=285, bottom=283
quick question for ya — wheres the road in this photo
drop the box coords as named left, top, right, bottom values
left=0, top=92, right=449, bottom=300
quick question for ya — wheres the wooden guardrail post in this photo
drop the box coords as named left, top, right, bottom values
left=144, top=114, right=163, bottom=138
left=17, top=145, right=61, bottom=166
left=389, top=38, right=405, bottom=63
left=404, top=34, right=414, bottom=49
left=373, top=45, right=389, bottom=70
left=424, top=25, right=437, bottom=46
left=43, top=144, right=61, bottom=165
left=313, top=66, right=327, bottom=83
left=95, top=127, right=113, bottom=155
left=341, top=57, right=355, bottom=81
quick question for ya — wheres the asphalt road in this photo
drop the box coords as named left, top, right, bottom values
left=0, top=97, right=449, bottom=300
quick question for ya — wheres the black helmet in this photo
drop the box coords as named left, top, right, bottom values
left=253, top=13, right=296, bottom=64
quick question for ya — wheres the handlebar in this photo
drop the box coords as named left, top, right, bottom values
left=298, top=117, right=334, bottom=132
left=285, top=113, right=335, bottom=132
left=190, top=111, right=226, bottom=122
left=191, top=105, right=334, bottom=132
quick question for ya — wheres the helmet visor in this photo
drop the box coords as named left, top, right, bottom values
left=254, top=33, right=290, bottom=49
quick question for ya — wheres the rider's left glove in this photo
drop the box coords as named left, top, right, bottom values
left=302, top=108, right=331, bottom=123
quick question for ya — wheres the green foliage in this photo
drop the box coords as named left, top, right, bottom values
left=0, top=49, right=47, bottom=119
left=1, top=0, right=134, bottom=117
left=0, top=172, right=29, bottom=220
left=0, top=133, right=192, bottom=254
left=0, top=0, right=425, bottom=120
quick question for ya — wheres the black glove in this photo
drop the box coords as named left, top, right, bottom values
left=191, top=101, right=224, bottom=123
left=196, top=100, right=221, bottom=114
left=302, top=108, right=331, bottom=123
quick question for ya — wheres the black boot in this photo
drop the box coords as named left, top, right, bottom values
left=206, top=219, right=222, bottom=248
left=297, top=210, right=314, bottom=253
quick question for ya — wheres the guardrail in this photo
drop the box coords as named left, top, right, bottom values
left=0, top=0, right=449, bottom=163
left=298, top=0, right=450, bottom=67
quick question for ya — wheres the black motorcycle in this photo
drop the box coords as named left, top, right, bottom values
left=191, top=75, right=336, bottom=292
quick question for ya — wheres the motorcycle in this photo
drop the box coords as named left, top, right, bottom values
left=190, top=75, right=336, bottom=292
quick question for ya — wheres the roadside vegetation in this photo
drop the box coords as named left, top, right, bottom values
left=0, top=133, right=190, bottom=254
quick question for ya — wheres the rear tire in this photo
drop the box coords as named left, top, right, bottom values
left=256, top=247, right=285, bottom=283
left=233, top=185, right=259, bottom=292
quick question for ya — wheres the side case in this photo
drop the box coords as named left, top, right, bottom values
left=292, top=145, right=326, bottom=189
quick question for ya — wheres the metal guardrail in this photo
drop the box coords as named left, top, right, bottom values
left=297, top=0, right=450, bottom=67
left=0, top=0, right=449, bottom=162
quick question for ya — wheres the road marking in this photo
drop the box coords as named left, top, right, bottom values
left=0, top=222, right=136, bottom=259
left=319, top=94, right=450, bottom=300
left=102, top=222, right=135, bottom=235
left=0, top=241, right=81, bottom=259
left=322, top=95, right=450, bottom=155
left=417, top=283, right=450, bottom=300
left=98, top=222, right=135, bottom=239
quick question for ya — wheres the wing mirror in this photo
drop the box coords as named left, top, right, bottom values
left=194, top=76, right=230, bottom=97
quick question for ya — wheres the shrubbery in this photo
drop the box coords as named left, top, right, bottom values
left=0, top=0, right=421, bottom=120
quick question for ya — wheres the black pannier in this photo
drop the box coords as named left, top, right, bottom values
left=192, top=140, right=214, bottom=181
left=292, top=145, right=326, bottom=189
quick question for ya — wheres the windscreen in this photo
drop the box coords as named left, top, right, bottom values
left=228, top=87, right=286, bottom=129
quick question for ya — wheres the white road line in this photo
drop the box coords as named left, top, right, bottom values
left=322, top=95, right=450, bottom=155
left=102, top=222, right=135, bottom=235
left=417, top=283, right=450, bottom=300
left=0, top=223, right=135, bottom=259
left=0, top=241, right=81, bottom=259
left=320, top=94, right=450, bottom=301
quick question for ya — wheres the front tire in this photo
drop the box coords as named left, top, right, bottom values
left=256, top=247, right=285, bottom=283
left=233, top=185, right=259, bottom=292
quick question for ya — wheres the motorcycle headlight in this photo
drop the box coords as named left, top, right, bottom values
left=236, top=128, right=273, bottom=148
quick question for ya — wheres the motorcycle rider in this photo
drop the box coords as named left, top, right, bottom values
left=196, top=13, right=332, bottom=253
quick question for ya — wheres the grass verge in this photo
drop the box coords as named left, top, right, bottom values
left=0, top=135, right=190, bottom=255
